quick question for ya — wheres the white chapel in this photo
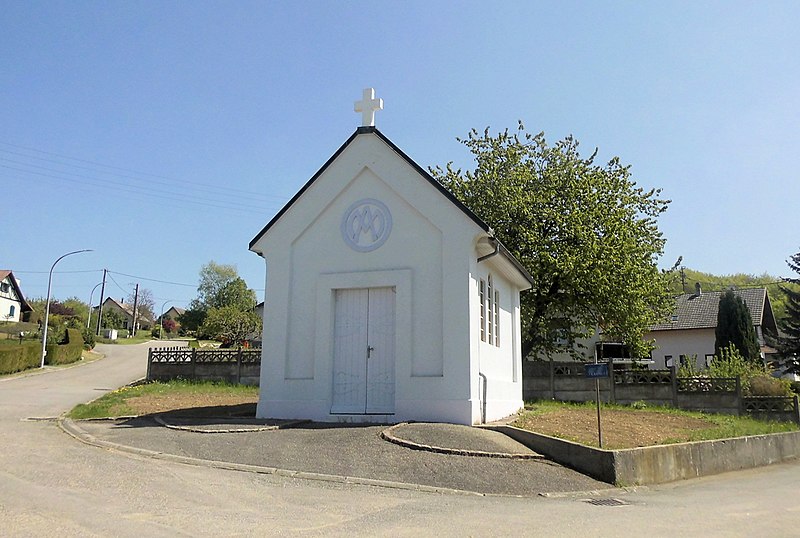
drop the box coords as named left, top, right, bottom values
left=250, top=89, right=532, bottom=425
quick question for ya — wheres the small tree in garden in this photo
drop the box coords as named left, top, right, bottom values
left=778, top=249, right=800, bottom=371
left=200, top=306, right=261, bottom=348
left=161, top=318, right=177, bottom=335
left=715, top=290, right=761, bottom=364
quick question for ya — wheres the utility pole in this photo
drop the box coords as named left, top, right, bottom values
left=95, top=269, right=107, bottom=336
left=131, top=283, right=139, bottom=338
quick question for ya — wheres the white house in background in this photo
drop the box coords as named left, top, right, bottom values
left=160, top=306, right=185, bottom=323
left=0, top=270, right=32, bottom=323
left=96, top=297, right=153, bottom=331
left=645, top=285, right=779, bottom=370
left=249, top=91, right=533, bottom=425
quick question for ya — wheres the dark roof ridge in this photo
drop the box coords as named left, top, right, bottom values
left=249, top=127, right=491, bottom=250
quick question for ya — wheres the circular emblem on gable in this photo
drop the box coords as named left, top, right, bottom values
left=341, top=198, right=392, bottom=252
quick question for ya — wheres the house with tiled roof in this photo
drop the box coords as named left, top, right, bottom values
left=0, top=270, right=33, bottom=323
left=96, top=297, right=153, bottom=331
left=159, top=306, right=185, bottom=323
left=644, top=284, right=778, bottom=370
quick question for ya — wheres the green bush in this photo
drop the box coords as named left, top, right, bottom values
left=0, top=341, right=41, bottom=374
left=81, top=327, right=95, bottom=350
left=748, top=375, right=792, bottom=397
left=791, top=381, right=800, bottom=395
left=45, top=328, right=83, bottom=365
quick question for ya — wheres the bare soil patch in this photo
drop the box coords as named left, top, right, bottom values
left=125, top=393, right=258, bottom=416
left=514, top=408, right=714, bottom=449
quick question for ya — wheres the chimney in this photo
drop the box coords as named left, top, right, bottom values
left=695, top=282, right=702, bottom=296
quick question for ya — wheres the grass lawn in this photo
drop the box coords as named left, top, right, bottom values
left=514, top=400, right=799, bottom=449
left=68, top=380, right=259, bottom=419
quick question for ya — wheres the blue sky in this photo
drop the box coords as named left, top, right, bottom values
left=2, top=1, right=798, bottom=307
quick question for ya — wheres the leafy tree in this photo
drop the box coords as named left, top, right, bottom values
left=61, top=297, right=90, bottom=325
left=182, top=262, right=260, bottom=340
left=215, top=278, right=257, bottom=311
left=195, top=261, right=239, bottom=310
left=201, top=306, right=262, bottom=347
left=431, top=123, right=673, bottom=359
left=48, top=301, right=76, bottom=316
left=715, top=290, right=761, bottom=363
left=101, top=309, right=125, bottom=330
left=778, top=249, right=800, bottom=370
left=177, top=308, right=207, bottom=335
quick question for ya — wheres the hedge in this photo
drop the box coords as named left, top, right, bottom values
left=0, top=341, right=41, bottom=374
left=45, top=328, right=84, bottom=365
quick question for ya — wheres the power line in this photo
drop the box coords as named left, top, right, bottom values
left=2, top=165, right=278, bottom=214
left=106, top=273, right=132, bottom=296
left=0, top=141, right=293, bottom=201
left=107, top=271, right=197, bottom=288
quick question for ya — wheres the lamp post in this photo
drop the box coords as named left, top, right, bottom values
left=86, top=281, right=103, bottom=329
left=41, top=249, right=93, bottom=368
left=159, top=300, right=172, bottom=340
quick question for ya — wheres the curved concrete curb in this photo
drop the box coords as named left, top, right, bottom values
left=58, top=417, right=492, bottom=497
left=381, top=423, right=546, bottom=460
left=152, top=415, right=310, bottom=434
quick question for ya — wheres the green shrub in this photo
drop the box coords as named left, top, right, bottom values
left=188, top=339, right=200, bottom=349
left=0, top=341, right=41, bottom=374
left=748, top=375, right=792, bottom=397
left=791, top=381, right=800, bottom=395
left=81, top=327, right=95, bottom=350
left=45, top=328, right=83, bottom=365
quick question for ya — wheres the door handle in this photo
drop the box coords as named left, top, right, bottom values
left=367, top=345, right=374, bottom=358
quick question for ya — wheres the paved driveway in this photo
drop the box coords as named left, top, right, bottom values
left=2, top=343, right=800, bottom=536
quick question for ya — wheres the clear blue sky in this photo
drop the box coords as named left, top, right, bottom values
left=3, top=1, right=798, bottom=307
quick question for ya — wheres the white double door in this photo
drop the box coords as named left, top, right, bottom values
left=331, top=287, right=396, bottom=414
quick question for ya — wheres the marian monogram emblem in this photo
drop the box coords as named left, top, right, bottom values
left=341, top=198, right=392, bottom=252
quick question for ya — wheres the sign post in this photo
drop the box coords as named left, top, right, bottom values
left=585, top=352, right=609, bottom=448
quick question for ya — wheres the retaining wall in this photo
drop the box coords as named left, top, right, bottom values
left=483, top=425, right=800, bottom=485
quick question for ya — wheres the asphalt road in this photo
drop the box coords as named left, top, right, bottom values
left=2, top=342, right=799, bottom=536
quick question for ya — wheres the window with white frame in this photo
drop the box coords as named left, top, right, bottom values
left=479, top=279, right=486, bottom=342
left=480, top=275, right=500, bottom=347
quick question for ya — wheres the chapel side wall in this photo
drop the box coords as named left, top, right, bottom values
left=470, top=256, right=525, bottom=423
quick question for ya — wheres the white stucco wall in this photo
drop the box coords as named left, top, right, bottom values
left=470, top=256, right=524, bottom=422
left=0, top=276, right=22, bottom=323
left=252, top=132, right=525, bottom=425
left=645, top=328, right=716, bottom=370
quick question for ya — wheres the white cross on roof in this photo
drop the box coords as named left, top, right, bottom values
left=354, top=88, right=383, bottom=127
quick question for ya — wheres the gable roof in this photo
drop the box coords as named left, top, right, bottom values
left=0, top=270, right=33, bottom=312
left=100, top=297, right=154, bottom=322
left=249, top=127, right=533, bottom=287
left=650, top=288, right=771, bottom=332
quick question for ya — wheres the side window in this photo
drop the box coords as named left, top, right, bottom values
left=494, top=288, right=500, bottom=347
left=479, top=279, right=486, bottom=342
left=665, top=355, right=673, bottom=368
left=479, top=275, right=501, bottom=347
left=9, top=305, right=16, bottom=317
left=705, top=354, right=714, bottom=368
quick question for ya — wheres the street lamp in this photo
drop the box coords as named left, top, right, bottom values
left=86, top=281, right=103, bottom=329
left=159, top=300, right=173, bottom=340
left=41, top=249, right=93, bottom=368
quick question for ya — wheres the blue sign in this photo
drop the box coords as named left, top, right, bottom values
left=585, top=363, right=609, bottom=378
